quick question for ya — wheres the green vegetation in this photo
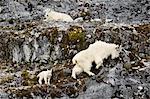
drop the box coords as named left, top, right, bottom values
left=21, top=70, right=37, bottom=86
left=68, top=26, right=85, bottom=42
left=0, top=76, right=14, bottom=84
left=67, top=26, right=86, bottom=50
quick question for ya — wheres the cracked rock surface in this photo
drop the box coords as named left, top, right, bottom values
left=0, top=0, right=150, bottom=99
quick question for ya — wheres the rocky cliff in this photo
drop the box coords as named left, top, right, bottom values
left=0, top=0, right=150, bottom=99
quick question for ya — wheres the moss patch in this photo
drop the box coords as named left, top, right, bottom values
left=43, top=27, right=59, bottom=44
left=68, top=26, right=85, bottom=42
left=134, top=24, right=150, bottom=34
left=0, top=76, right=14, bottom=84
left=21, top=70, right=37, bottom=86
left=67, top=26, right=86, bottom=50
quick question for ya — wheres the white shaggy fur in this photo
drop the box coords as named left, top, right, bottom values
left=72, top=40, right=120, bottom=79
left=37, top=69, right=52, bottom=85
left=71, top=65, right=83, bottom=79
left=44, top=8, right=73, bottom=22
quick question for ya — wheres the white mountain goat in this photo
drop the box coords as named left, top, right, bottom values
left=37, top=69, right=52, bottom=85
left=72, top=40, right=121, bottom=79
left=44, top=8, right=73, bottom=22
left=71, top=65, right=83, bottom=79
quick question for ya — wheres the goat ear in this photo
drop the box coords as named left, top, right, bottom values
left=50, top=69, right=52, bottom=72
left=115, top=45, right=119, bottom=50
left=116, top=45, right=122, bottom=52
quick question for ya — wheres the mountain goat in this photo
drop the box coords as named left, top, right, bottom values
left=44, top=8, right=73, bottom=22
left=72, top=40, right=121, bottom=79
left=37, top=69, right=52, bottom=85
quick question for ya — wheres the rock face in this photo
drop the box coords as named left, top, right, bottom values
left=0, top=0, right=150, bottom=23
left=0, top=23, right=87, bottom=63
left=78, top=81, right=113, bottom=99
left=0, top=0, right=150, bottom=99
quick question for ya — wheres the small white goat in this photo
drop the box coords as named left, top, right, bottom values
left=37, top=69, right=52, bottom=85
left=44, top=8, right=73, bottom=22
left=72, top=40, right=121, bottom=79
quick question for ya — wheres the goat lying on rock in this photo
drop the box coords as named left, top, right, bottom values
left=44, top=8, right=73, bottom=22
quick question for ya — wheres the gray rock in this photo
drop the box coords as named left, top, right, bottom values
left=0, top=91, right=9, bottom=99
left=78, top=81, right=113, bottom=99
left=0, top=0, right=150, bottom=99
left=12, top=45, right=23, bottom=63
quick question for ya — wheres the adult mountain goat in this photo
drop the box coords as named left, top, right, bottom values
left=72, top=40, right=121, bottom=79
left=44, top=8, right=73, bottom=22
